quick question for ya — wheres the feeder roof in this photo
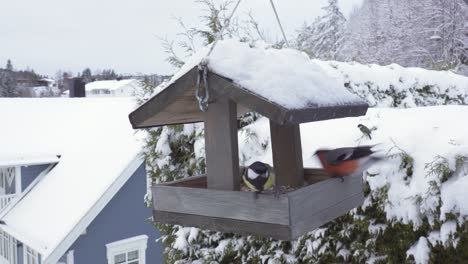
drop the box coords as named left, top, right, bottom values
left=130, top=40, right=368, bottom=128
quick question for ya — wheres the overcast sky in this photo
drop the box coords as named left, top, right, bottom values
left=0, top=0, right=363, bottom=77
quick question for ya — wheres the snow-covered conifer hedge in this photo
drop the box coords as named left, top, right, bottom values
left=143, top=62, right=468, bottom=264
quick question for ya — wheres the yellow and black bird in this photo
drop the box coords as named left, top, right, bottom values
left=242, top=161, right=275, bottom=195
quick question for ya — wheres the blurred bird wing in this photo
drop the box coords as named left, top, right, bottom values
left=327, top=146, right=375, bottom=164
left=348, top=157, right=383, bottom=177
left=326, top=147, right=355, bottom=164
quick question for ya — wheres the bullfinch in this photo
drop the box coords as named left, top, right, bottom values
left=315, top=145, right=382, bottom=181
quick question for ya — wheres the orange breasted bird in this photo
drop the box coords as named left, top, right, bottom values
left=315, top=145, right=382, bottom=181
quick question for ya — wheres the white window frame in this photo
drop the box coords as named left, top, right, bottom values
left=106, top=235, right=148, bottom=264
left=57, top=250, right=74, bottom=264
left=15, top=166, right=21, bottom=195
left=66, top=250, right=74, bottom=264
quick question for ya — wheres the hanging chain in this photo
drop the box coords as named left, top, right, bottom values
left=196, top=0, right=289, bottom=111
left=196, top=60, right=210, bottom=112
left=269, top=0, right=290, bottom=47
left=196, top=0, right=243, bottom=112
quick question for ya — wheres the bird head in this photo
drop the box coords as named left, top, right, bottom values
left=357, top=124, right=363, bottom=128
left=247, top=161, right=268, bottom=179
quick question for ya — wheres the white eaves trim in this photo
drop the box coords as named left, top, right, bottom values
left=0, top=156, right=61, bottom=168
left=0, top=163, right=57, bottom=254
left=0, top=163, right=57, bottom=219
left=43, top=154, right=144, bottom=264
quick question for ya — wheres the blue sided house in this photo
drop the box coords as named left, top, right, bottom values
left=0, top=98, right=163, bottom=264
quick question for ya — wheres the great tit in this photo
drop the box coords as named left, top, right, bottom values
left=358, top=124, right=372, bottom=139
left=242, top=161, right=275, bottom=195
left=315, top=145, right=382, bottom=182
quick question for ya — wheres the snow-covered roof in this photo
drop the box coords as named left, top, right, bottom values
left=85, top=79, right=138, bottom=91
left=0, top=98, right=143, bottom=262
left=130, top=39, right=367, bottom=128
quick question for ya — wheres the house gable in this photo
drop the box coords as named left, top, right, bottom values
left=66, top=163, right=163, bottom=264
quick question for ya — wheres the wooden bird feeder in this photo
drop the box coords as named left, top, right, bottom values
left=129, top=65, right=368, bottom=240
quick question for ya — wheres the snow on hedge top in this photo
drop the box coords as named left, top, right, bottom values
left=156, top=39, right=364, bottom=109
left=315, top=61, right=468, bottom=107
left=0, top=98, right=143, bottom=258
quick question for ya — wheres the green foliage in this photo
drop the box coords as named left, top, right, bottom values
left=425, top=155, right=453, bottom=183
left=430, top=222, right=468, bottom=263
left=400, top=152, right=414, bottom=182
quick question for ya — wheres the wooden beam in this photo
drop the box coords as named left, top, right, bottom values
left=269, top=121, right=304, bottom=188
left=152, top=171, right=364, bottom=240
left=287, top=104, right=368, bottom=124
left=162, top=175, right=207, bottom=188
left=288, top=173, right=364, bottom=238
left=159, top=168, right=331, bottom=189
left=304, top=168, right=332, bottom=184
left=154, top=211, right=292, bottom=240
left=153, top=185, right=289, bottom=225
left=204, top=95, right=240, bottom=190
left=129, top=68, right=368, bottom=128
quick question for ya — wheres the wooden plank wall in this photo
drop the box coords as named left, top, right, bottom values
left=153, top=185, right=290, bottom=225
left=152, top=171, right=364, bottom=240
left=161, top=168, right=333, bottom=189
left=154, top=211, right=292, bottom=240
left=288, top=173, right=364, bottom=238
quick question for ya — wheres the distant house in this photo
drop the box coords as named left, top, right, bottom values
left=0, top=98, right=163, bottom=264
left=85, top=79, right=143, bottom=97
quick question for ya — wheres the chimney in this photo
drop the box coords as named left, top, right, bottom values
left=69, top=78, right=86, bottom=98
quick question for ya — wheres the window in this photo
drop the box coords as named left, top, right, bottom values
left=0, top=166, right=21, bottom=211
left=0, top=167, right=20, bottom=195
left=106, top=235, right=148, bottom=264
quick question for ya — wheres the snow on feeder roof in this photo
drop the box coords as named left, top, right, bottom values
left=130, top=40, right=367, bottom=128
left=129, top=39, right=369, bottom=240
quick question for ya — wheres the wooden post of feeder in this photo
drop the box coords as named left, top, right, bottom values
left=204, top=95, right=240, bottom=191
left=270, top=121, right=304, bottom=188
